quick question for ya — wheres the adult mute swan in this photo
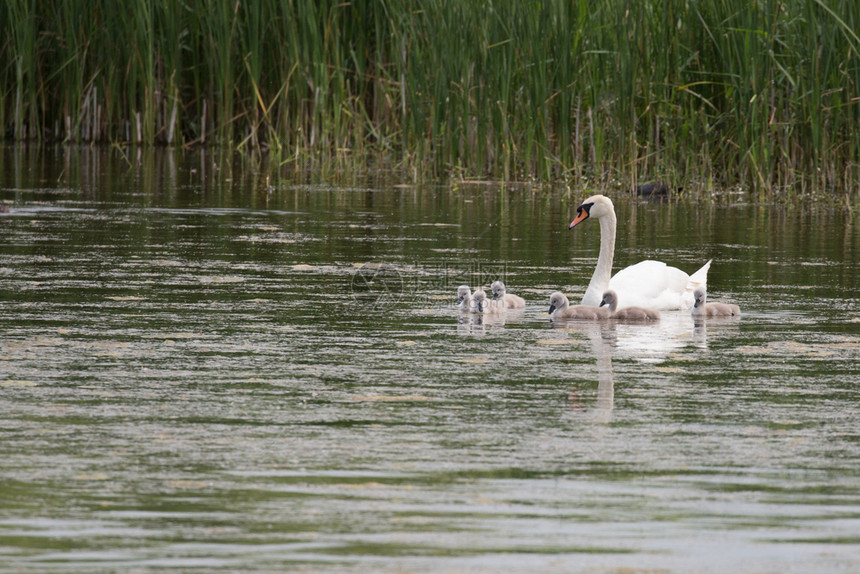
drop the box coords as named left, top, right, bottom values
left=569, top=194, right=711, bottom=310
left=691, top=287, right=741, bottom=317
left=491, top=281, right=526, bottom=308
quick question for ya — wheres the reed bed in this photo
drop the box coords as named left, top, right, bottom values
left=1, top=0, right=859, bottom=198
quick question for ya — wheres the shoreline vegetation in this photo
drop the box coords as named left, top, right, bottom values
left=2, top=1, right=859, bottom=201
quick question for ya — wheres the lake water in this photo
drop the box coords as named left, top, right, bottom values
left=1, top=147, right=858, bottom=573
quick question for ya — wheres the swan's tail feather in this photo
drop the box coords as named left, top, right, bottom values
left=678, top=259, right=711, bottom=310
left=687, top=259, right=711, bottom=289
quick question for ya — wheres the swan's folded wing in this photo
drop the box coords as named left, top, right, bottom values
left=608, top=260, right=699, bottom=310
left=609, top=260, right=680, bottom=296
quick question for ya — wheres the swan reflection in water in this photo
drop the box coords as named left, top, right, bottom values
left=692, top=313, right=742, bottom=349
left=456, top=307, right=526, bottom=335
left=551, top=319, right=617, bottom=423
left=457, top=312, right=505, bottom=335
left=555, top=308, right=743, bottom=421
left=554, top=309, right=710, bottom=422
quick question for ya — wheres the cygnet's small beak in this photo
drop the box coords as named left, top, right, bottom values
left=548, top=305, right=556, bottom=314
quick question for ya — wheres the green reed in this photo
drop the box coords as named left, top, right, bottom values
left=1, top=0, right=858, bottom=198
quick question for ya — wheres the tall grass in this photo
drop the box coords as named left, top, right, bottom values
left=1, top=0, right=859, bottom=198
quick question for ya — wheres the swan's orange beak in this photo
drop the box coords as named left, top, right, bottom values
left=569, top=208, right=589, bottom=229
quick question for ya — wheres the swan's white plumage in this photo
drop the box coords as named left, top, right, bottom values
left=603, top=259, right=710, bottom=310
left=570, top=194, right=711, bottom=310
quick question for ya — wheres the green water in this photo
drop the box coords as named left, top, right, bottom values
left=0, top=147, right=858, bottom=573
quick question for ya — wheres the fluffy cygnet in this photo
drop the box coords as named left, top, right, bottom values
left=491, top=280, right=526, bottom=308
left=692, top=287, right=741, bottom=317
left=547, top=292, right=612, bottom=320
left=600, top=290, right=660, bottom=321
left=457, top=285, right=473, bottom=312
left=472, top=288, right=506, bottom=314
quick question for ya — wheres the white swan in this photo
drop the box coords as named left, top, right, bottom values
left=472, top=288, right=506, bottom=315
left=600, top=290, right=660, bottom=321
left=692, top=287, right=741, bottom=317
left=491, top=281, right=526, bottom=308
left=548, top=292, right=612, bottom=320
left=457, top=285, right=473, bottom=312
left=569, top=194, right=711, bottom=310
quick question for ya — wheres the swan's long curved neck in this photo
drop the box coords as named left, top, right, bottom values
left=581, top=211, right=616, bottom=306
